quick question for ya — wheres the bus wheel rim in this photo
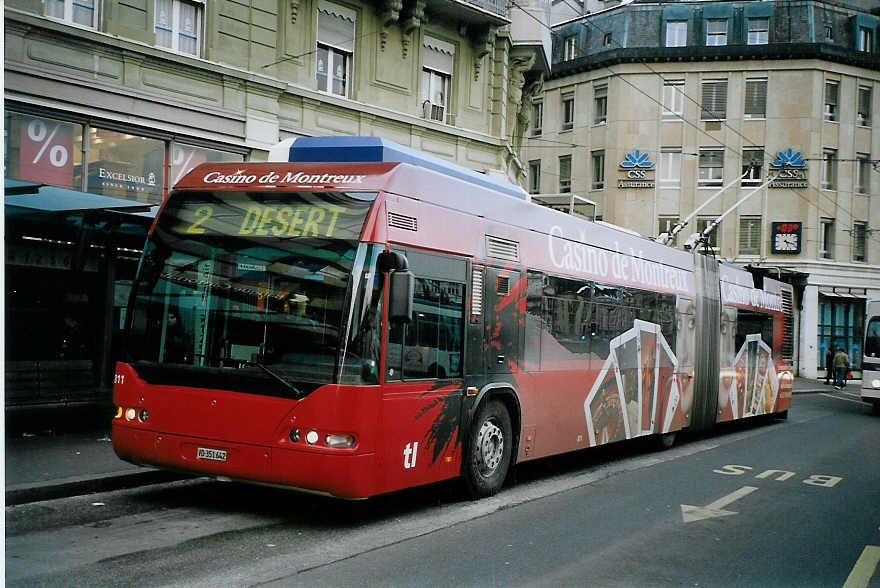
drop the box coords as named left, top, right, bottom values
left=477, top=419, right=504, bottom=476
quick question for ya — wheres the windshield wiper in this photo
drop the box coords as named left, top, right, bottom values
left=241, top=360, right=305, bottom=399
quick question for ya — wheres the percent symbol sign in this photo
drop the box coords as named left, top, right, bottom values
left=27, top=119, right=70, bottom=168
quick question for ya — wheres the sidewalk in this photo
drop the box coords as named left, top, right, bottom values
left=2, top=376, right=858, bottom=506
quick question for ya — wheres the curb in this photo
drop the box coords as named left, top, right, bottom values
left=6, top=470, right=189, bottom=506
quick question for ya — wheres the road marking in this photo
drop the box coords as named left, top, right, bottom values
left=843, top=545, right=880, bottom=588
left=680, top=486, right=758, bottom=523
left=820, top=393, right=870, bottom=406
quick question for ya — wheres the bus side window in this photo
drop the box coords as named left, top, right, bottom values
left=401, top=278, right=464, bottom=379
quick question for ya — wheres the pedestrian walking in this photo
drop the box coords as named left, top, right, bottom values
left=824, top=347, right=834, bottom=385
left=833, top=347, right=850, bottom=389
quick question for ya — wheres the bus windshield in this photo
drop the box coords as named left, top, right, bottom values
left=124, top=189, right=381, bottom=396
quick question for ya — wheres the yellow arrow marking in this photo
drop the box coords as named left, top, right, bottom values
left=843, top=546, right=880, bottom=588
left=680, top=486, right=759, bottom=523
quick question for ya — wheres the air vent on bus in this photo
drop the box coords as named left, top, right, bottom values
left=496, top=276, right=510, bottom=296
left=486, top=236, right=519, bottom=261
left=471, top=266, right=483, bottom=320
left=781, top=288, right=794, bottom=364
left=388, top=212, right=418, bottom=231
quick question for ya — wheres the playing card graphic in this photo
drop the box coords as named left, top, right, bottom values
left=733, top=343, right=747, bottom=419
left=636, top=320, right=659, bottom=435
left=762, top=359, right=780, bottom=414
left=611, top=328, right=641, bottom=437
left=585, top=353, right=629, bottom=445
left=752, top=342, right=771, bottom=414
left=744, top=334, right=760, bottom=416
left=657, top=332, right=680, bottom=433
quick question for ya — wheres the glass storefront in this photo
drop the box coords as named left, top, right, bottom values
left=818, top=297, right=866, bottom=375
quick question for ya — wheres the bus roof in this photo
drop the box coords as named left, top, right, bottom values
left=271, top=136, right=529, bottom=201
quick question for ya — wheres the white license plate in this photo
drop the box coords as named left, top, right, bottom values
left=197, top=447, right=228, bottom=462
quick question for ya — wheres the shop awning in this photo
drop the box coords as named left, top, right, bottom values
left=819, top=286, right=867, bottom=299
left=5, top=179, right=158, bottom=216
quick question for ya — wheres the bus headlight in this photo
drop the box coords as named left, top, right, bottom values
left=324, top=433, right=355, bottom=448
left=125, top=408, right=137, bottom=421
left=305, top=430, right=319, bottom=445
left=872, top=379, right=880, bottom=388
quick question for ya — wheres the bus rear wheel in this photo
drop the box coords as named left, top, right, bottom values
left=463, top=399, right=512, bottom=499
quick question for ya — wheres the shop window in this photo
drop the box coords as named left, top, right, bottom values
left=155, top=0, right=201, bottom=56
left=45, top=0, right=97, bottom=28
left=170, top=143, right=244, bottom=187
left=4, top=112, right=82, bottom=189
left=88, top=128, right=165, bottom=203
left=818, top=299, right=864, bottom=375
left=316, top=1, right=356, bottom=97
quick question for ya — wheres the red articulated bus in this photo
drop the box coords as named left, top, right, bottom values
left=112, top=137, right=793, bottom=499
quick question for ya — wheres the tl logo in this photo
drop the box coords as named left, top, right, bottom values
left=619, top=149, right=654, bottom=168
left=403, top=442, right=419, bottom=469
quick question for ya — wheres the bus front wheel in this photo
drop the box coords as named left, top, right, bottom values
left=463, top=399, right=512, bottom=499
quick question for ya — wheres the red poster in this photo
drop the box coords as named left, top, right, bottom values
left=171, top=146, right=209, bottom=186
left=18, top=117, right=74, bottom=188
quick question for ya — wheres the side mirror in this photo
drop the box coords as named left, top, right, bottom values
left=389, top=270, right=414, bottom=324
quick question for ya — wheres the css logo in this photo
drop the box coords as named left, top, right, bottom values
left=626, top=169, right=648, bottom=178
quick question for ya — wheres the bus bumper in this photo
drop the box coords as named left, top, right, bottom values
left=112, top=422, right=379, bottom=499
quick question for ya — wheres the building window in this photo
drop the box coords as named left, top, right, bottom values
left=824, top=80, right=838, bottom=122
left=747, top=18, right=769, bottom=45
left=531, top=100, right=543, bottom=136
left=742, top=148, right=763, bottom=185
left=856, top=153, right=871, bottom=194
left=820, top=218, right=834, bottom=259
left=698, top=149, right=724, bottom=187
left=738, top=216, right=762, bottom=256
left=561, top=92, right=574, bottom=131
left=563, top=36, right=578, bottom=60
left=593, top=84, right=607, bottom=125
left=317, top=1, right=356, bottom=97
left=663, top=79, right=684, bottom=119
left=528, top=160, right=541, bottom=194
left=421, top=36, right=455, bottom=123
left=559, top=155, right=572, bottom=193
left=660, top=149, right=681, bottom=186
left=824, top=24, right=833, bottom=41
left=822, top=148, right=837, bottom=190
left=658, top=216, right=679, bottom=246
left=706, top=19, right=727, bottom=46
left=603, top=33, right=613, bottom=48
left=666, top=21, right=687, bottom=47
left=859, top=27, right=873, bottom=53
left=853, top=222, right=868, bottom=262
left=858, top=85, right=872, bottom=127
left=744, top=78, right=767, bottom=119
left=701, top=79, right=727, bottom=120
left=45, top=0, right=97, bottom=27
left=591, top=150, right=605, bottom=190
left=696, top=217, right=720, bottom=249
left=154, top=0, right=200, bottom=56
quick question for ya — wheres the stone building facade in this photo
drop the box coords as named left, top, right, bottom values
left=522, top=0, right=880, bottom=378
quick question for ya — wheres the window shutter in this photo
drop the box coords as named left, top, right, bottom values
left=423, top=36, right=455, bottom=75
left=701, top=81, right=728, bottom=119
left=317, top=0, right=356, bottom=52
left=745, top=80, right=767, bottom=116
left=738, top=217, right=761, bottom=254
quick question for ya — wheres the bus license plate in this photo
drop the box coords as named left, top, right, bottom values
left=197, top=447, right=227, bottom=462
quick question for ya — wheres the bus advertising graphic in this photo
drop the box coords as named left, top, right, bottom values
left=112, top=136, right=793, bottom=501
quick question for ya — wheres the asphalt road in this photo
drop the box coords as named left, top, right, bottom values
left=6, top=391, right=879, bottom=587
